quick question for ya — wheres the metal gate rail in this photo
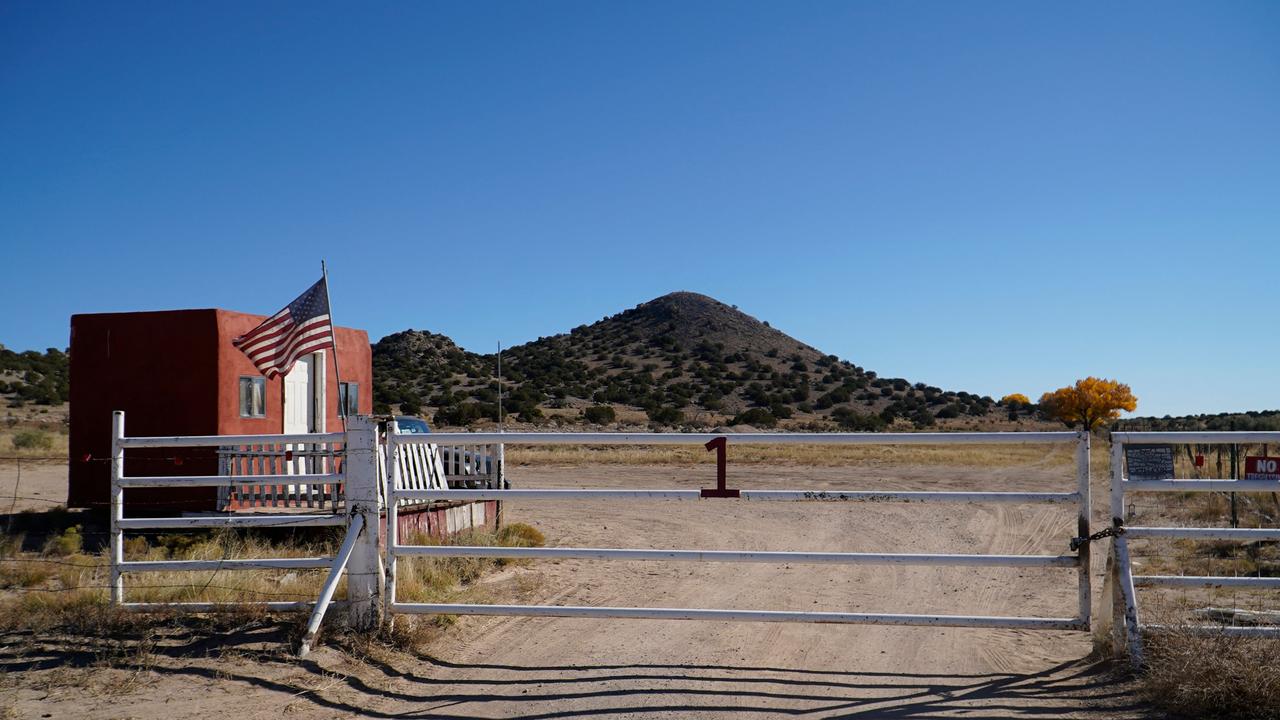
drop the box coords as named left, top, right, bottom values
left=386, top=427, right=1092, bottom=631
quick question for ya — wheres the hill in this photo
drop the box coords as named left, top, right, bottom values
left=0, top=345, right=69, bottom=408
left=1114, top=410, right=1280, bottom=432
left=372, top=291, right=1021, bottom=430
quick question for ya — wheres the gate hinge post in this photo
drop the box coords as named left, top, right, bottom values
left=344, top=415, right=384, bottom=631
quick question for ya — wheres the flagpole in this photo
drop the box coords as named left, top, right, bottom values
left=321, top=260, right=348, bottom=434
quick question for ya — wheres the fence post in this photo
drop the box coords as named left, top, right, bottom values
left=384, top=420, right=400, bottom=626
left=110, top=410, right=125, bottom=607
left=1075, top=430, right=1091, bottom=629
left=344, top=415, right=383, bottom=630
left=1107, top=431, right=1144, bottom=667
left=495, top=442, right=506, bottom=527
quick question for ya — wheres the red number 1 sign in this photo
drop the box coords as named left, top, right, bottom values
left=701, top=436, right=739, bottom=498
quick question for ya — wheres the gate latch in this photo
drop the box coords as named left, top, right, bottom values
left=1070, top=525, right=1125, bottom=552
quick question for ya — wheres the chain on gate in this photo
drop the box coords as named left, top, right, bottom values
left=1070, top=525, right=1126, bottom=552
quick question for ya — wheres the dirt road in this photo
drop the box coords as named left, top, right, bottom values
left=2, top=459, right=1150, bottom=718
left=386, top=462, right=1144, bottom=718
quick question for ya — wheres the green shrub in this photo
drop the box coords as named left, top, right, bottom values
left=832, top=407, right=886, bottom=431
left=732, top=408, right=777, bottom=428
left=646, top=406, right=684, bottom=425
left=42, top=525, right=82, bottom=557
left=910, top=408, right=936, bottom=428
left=936, top=404, right=962, bottom=419
left=583, top=405, right=616, bottom=424
left=12, top=429, right=52, bottom=450
left=434, top=402, right=498, bottom=426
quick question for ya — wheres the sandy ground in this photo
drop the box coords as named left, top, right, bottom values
left=0, top=459, right=67, bottom=513
left=0, top=458, right=1153, bottom=719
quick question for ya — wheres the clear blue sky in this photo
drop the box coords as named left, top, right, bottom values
left=2, top=2, right=1277, bottom=418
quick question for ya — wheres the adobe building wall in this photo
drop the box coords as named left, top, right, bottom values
left=213, top=310, right=372, bottom=436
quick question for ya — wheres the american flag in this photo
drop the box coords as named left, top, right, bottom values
left=233, top=278, right=335, bottom=378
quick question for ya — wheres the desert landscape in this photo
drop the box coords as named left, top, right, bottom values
left=4, top=3, right=1279, bottom=717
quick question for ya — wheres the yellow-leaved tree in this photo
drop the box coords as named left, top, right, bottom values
left=1000, top=393, right=1031, bottom=407
left=1038, top=377, right=1137, bottom=430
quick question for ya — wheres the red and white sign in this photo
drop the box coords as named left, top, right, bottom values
left=1245, top=456, right=1280, bottom=481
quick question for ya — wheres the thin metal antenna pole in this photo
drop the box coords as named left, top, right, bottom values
left=497, top=342, right=503, bottom=432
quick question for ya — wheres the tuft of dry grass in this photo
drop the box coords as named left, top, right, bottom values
left=1140, top=622, right=1280, bottom=719
left=0, top=560, right=54, bottom=588
left=395, top=522, right=546, bottom=603
left=496, top=522, right=545, bottom=548
left=0, top=531, right=55, bottom=588
left=507, top=442, right=1074, bottom=468
left=0, top=423, right=68, bottom=460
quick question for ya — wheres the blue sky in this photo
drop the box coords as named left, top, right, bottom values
left=1, top=2, right=1277, bottom=417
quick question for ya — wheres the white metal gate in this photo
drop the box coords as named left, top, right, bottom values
left=1102, top=430, right=1280, bottom=666
left=106, top=411, right=1280, bottom=661
left=108, top=411, right=384, bottom=656
left=386, top=426, right=1093, bottom=631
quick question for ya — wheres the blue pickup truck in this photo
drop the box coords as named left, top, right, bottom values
left=389, top=415, right=500, bottom=487
left=393, top=415, right=432, bottom=435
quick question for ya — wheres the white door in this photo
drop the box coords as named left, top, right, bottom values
left=283, top=353, right=315, bottom=434
left=283, top=354, right=316, bottom=476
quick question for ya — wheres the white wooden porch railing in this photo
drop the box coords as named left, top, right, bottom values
left=217, top=442, right=345, bottom=509
left=218, top=436, right=505, bottom=509
left=378, top=440, right=448, bottom=506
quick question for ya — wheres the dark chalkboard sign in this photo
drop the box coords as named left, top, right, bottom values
left=1125, top=444, right=1175, bottom=482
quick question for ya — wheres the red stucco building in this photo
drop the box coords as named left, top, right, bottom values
left=68, top=309, right=372, bottom=511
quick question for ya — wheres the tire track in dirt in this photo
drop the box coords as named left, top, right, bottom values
left=397, top=461, right=1136, bottom=718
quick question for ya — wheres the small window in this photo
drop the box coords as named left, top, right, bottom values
left=339, top=382, right=359, bottom=417
left=239, top=376, right=266, bottom=418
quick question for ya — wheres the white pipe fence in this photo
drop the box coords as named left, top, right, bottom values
left=386, top=427, right=1093, bottom=632
left=129, top=414, right=1280, bottom=661
left=399, top=488, right=1079, bottom=503
left=108, top=411, right=383, bottom=648
left=1103, top=430, right=1280, bottom=667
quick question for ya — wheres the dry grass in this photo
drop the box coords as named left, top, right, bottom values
left=507, top=442, right=1075, bottom=468
left=0, top=519, right=544, bottom=646
left=121, top=529, right=345, bottom=605
left=393, top=522, right=544, bottom=604
left=368, top=521, right=545, bottom=649
left=0, top=422, right=68, bottom=460
left=1139, top=605, right=1280, bottom=720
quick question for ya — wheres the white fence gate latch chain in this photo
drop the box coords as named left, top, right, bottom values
left=1070, top=525, right=1125, bottom=552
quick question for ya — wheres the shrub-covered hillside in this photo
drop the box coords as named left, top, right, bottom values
left=373, top=292, right=1013, bottom=429
left=0, top=345, right=70, bottom=407
left=1115, top=410, right=1280, bottom=432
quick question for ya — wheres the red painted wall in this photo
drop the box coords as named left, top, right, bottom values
left=68, top=309, right=372, bottom=512
left=381, top=501, right=499, bottom=547
left=213, top=310, right=371, bottom=436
